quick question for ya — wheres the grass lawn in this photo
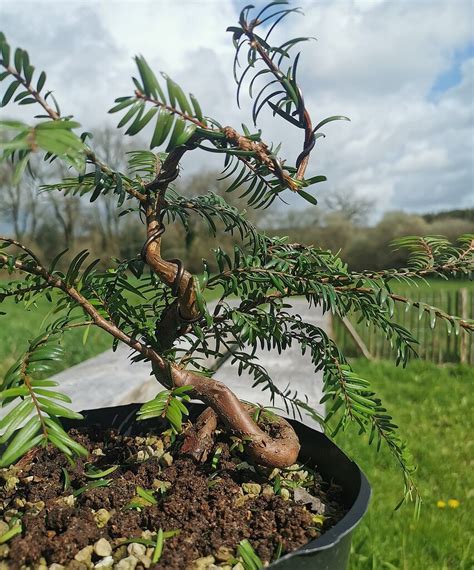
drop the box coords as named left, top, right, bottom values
left=390, top=278, right=474, bottom=293
left=0, top=278, right=222, bottom=378
left=0, top=295, right=112, bottom=378
left=334, top=358, right=473, bottom=570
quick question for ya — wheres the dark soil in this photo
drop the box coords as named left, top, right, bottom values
left=0, top=424, right=346, bottom=569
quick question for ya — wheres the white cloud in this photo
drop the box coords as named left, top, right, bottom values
left=0, top=0, right=473, bottom=219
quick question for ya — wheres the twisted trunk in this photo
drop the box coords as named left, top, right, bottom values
left=143, top=157, right=300, bottom=468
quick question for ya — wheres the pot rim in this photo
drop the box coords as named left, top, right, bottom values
left=269, top=414, right=370, bottom=565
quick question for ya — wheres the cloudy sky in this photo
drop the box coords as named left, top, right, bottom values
left=1, top=0, right=473, bottom=219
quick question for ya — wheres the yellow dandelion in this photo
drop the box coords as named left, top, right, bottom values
left=447, top=499, right=460, bottom=509
left=436, top=500, right=446, bottom=508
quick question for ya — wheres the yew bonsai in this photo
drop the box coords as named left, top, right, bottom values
left=0, top=2, right=472, bottom=512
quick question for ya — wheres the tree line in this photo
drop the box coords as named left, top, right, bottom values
left=1, top=128, right=472, bottom=275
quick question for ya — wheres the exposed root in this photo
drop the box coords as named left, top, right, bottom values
left=181, top=407, right=218, bottom=462
left=172, top=368, right=300, bottom=468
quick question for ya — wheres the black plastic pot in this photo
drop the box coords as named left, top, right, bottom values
left=61, top=402, right=370, bottom=570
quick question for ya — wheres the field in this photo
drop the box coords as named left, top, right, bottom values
left=0, top=281, right=222, bottom=378
left=0, top=294, right=111, bottom=378
left=337, top=359, right=473, bottom=570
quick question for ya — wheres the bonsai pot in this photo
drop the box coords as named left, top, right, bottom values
left=1, top=401, right=370, bottom=568
left=61, top=402, right=371, bottom=569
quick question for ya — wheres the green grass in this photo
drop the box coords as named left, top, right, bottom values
left=333, top=359, right=473, bottom=570
left=0, top=295, right=111, bottom=378
left=0, top=278, right=222, bottom=378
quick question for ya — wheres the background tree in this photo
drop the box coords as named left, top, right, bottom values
left=324, top=188, right=372, bottom=226
left=0, top=159, right=41, bottom=241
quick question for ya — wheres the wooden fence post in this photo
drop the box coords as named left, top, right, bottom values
left=459, top=288, right=468, bottom=364
left=340, top=316, right=373, bottom=360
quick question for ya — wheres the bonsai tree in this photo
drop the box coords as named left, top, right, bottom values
left=0, top=2, right=472, bottom=512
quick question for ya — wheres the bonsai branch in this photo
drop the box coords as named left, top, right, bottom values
left=1, top=63, right=60, bottom=121
left=1, top=247, right=300, bottom=468
left=142, top=154, right=202, bottom=332
left=241, top=21, right=314, bottom=180
left=0, top=252, right=167, bottom=372
left=134, top=91, right=295, bottom=189
left=0, top=63, right=147, bottom=204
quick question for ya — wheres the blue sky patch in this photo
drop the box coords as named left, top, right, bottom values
left=429, top=40, right=474, bottom=100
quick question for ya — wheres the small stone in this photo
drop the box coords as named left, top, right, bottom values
left=93, top=557, right=113, bottom=569
left=242, top=483, right=261, bottom=496
left=94, top=508, right=112, bottom=528
left=13, top=497, right=26, bottom=508
left=3, top=510, right=17, bottom=522
left=27, top=500, right=45, bottom=515
left=61, top=495, right=75, bottom=508
left=0, top=521, right=8, bottom=536
left=293, top=488, right=326, bottom=514
left=280, top=488, right=290, bottom=501
left=160, top=452, right=173, bottom=467
left=232, top=564, right=245, bottom=570
left=147, top=437, right=164, bottom=454
left=66, top=562, right=87, bottom=570
left=0, top=545, right=9, bottom=560
left=94, top=538, right=112, bottom=558
left=141, top=530, right=154, bottom=540
left=125, top=544, right=151, bottom=569
left=0, top=562, right=9, bottom=570
left=3, top=475, right=19, bottom=492
left=127, top=543, right=146, bottom=558
left=188, top=555, right=216, bottom=570
left=74, top=545, right=93, bottom=566
left=92, top=448, right=105, bottom=456
left=112, top=545, right=127, bottom=562
left=296, top=470, right=309, bottom=481
left=136, top=450, right=149, bottom=462
left=49, top=564, right=66, bottom=570
left=152, top=479, right=171, bottom=493
left=233, top=495, right=250, bottom=508
left=214, top=546, right=233, bottom=562
left=114, top=556, right=138, bottom=570
left=262, top=485, right=274, bottom=498
left=268, top=468, right=280, bottom=480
